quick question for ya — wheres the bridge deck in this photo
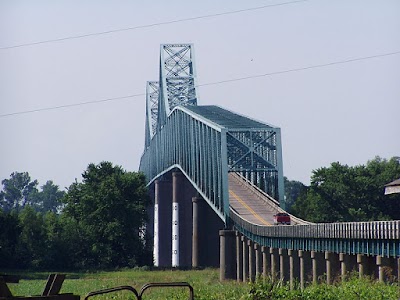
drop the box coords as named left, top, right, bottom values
left=228, top=173, right=305, bottom=226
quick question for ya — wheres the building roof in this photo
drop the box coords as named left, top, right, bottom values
left=385, top=178, right=400, bottom=187
left=384, top=178, right=400, bottom=195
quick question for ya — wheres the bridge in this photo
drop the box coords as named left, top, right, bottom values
left=139, top=44, right=400, bottom=287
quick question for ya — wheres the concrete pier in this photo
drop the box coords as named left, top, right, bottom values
left=279, top=248, right=289, bottom=282
left=248, top=240, right=255, bottom=282
left=242, top=236, right=248, bottom=282
left=154, top=179, right=172, bottom=267
left=288, top=249, right=299, bottom=290
left=255, top=243, right=261, bottom=278
left=261, top=246, right=269, bottom=279
left=171, top=172, right=183, bottom=267
left=191, top=197, right=201, bottom=268
left=270, top=247, right=278, bottom=282
left=236, top=232, right=243, bottom=282
left=298, top=250, right=304, bottom=290
left=219, top=230, right=236, bottom=281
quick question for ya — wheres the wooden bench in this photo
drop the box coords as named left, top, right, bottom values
left=0, top=274, right=79, bottom=300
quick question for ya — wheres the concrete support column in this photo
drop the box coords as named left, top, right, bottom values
left=248, top=240, right=255, bottom=282
left=197, top=197, right=223, bottom=267
left=376, top=256, right=385, bottom=283
left=288, top=249, right=295, bottom=290
left=339, top=253, right=347, bottom=281
left=255, top=243, right=261, bottom=278
left=325, top=252, right=332, bottom=285
left=311, top=251, right=317, bottom=284
left=154, top=179, right=172, bottom=267
left=397, top=257, right=400, bottom=285
left=261, top=246, right=269, bottom=279
left=357, top=254, right=364, bottom=278
left=242, top=236, right=248, bottom=282
left=219, top=230, right=236, bottom=281
left=325, top=252, right=339, bottom=285
left=298, top=250, right=305, bottom=290
left=311, top=251, right=325, bottom=284
left=153, top=183, right=159, bottom=267
left=270, top=247, right=278, bottom=282
left=236, top=232, right=243, bottom=282
left=172, top=172, right=183, bottom=267
left=279, top=248, right=289, bottom=282
left=288, top=249, right=299, bottom=290
left=376, top=256, right=383, bottom=282
left=376, top=255, right=396, bottom=282
left=192, top=197, right=201, bottom=268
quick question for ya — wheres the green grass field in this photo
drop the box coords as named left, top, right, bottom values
left=5, top=268, right=400, bottom=300
left=7, top=268, right=247, bottom=300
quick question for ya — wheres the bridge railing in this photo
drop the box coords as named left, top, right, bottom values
left=230, top=209, right=400, bottom=257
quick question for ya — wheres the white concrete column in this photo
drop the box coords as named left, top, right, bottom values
left=172, top=201, right=179, bottom=267
left=153, top=202, right=159, bottom=266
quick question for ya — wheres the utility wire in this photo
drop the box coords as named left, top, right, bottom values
left=197, top=50, right=400, bottom=87
left=0, top=94, right=143, bottom=118
left=0, top=0, right=308, bottom=50
left=0, top=50, right=399, bottom=119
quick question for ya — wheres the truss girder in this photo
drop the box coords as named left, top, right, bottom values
left=140, top=107, right=227, bottom=221
left=226, top=129, right=283, bottom=201
left=145, top=81, right=159, bottom=148
left=158, top=44, right=198, bottom=129
left=140, top=106, right=286, bottom=222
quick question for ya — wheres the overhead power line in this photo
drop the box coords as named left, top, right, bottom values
left=0, top=49, right=399, bottom=119
left=0, top=94, right=143, bottom=118
left=0, top=0, right=308, bottom=50
left=197, top=50, right=400, bottom=87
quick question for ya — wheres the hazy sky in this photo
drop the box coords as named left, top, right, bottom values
left=1, top=0, right=399, bottom=191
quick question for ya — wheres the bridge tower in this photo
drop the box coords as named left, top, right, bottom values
left=141, top=43, right=286, bottom=268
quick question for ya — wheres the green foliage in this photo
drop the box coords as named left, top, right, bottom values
left=246, top=275, right=399, bottom=300
left=0, top=162, right=151, bottom=270
left=9, top=269, right=249, bottom=300
left=33, top=181, right=65, bottom=213
left=0, top=173, right=64, bottom=213
left=292, top=156, right=400, bottom=222
left=8, top=270, right=399, bottom=300
left=0, top=209, right=20, bottom=268
left=284, top=177, right=307, bottom=212
left=62, top=162, right=151, bottom=269
left=16, top=206, right=47, bottom=268
left=0, top=172, right=38, bottom=212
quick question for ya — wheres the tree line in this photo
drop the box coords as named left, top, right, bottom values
left=1, top=156, right=399, bottom=270
left=289, top=156, right=400, bottom=222
left=0, top=162, right=152, bottom=270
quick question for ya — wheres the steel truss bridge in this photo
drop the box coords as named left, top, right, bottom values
left=139, top=44, right=399, bottom=285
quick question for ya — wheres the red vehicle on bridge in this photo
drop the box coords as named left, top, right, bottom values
left=273, top=212, right=291, bottom=225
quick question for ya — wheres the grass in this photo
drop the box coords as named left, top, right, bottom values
left=5, top=269, right=400, bottom=300
left=6, top=268, right=248, bottom=300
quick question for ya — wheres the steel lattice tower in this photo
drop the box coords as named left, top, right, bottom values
left=145, top=81, right=159, bottom=148
left=145, top=44, right=198, bottom=148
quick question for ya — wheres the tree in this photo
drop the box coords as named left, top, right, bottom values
left=284, top=176, right=307, bottom=212
left=0, top=172, right=38, bottom=212
left=16, top=206, right=46, bottom=268
left=291, top=157, right=400, bottom=222
left=63, top=161, right=151, bottom=268
left=32, top=181, right=65, bottom=213
left=0, top=209, right=20, bottom=268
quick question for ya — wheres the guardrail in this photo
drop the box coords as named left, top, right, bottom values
left=230, top=210, right=400, bottom=257
left=231, top=212, right=400, bottom=240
